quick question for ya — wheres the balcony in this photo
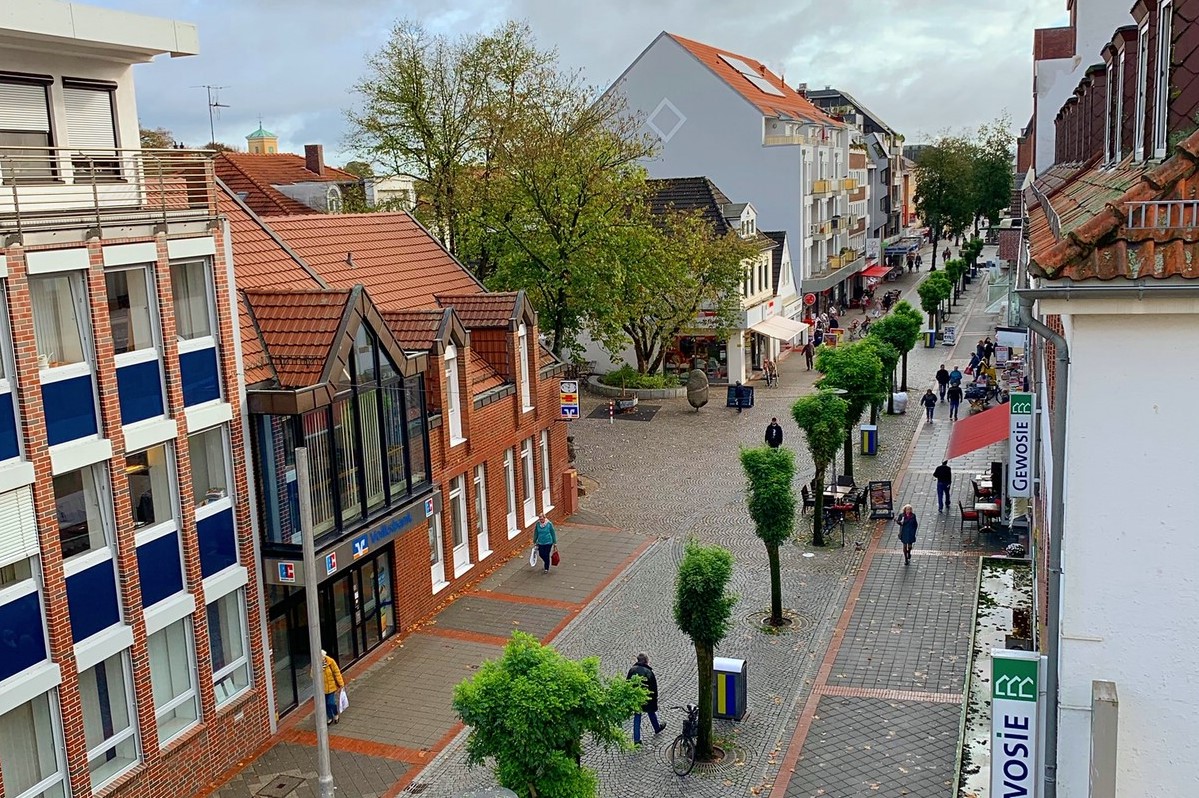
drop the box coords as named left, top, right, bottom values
left=802, top=248, right=867, bottom=293
left=810, top=220, right=832, bottom=239
left=811, top=179, right=834, bottom=195
left=0, top=146, right=217, bottom=240
left=841, top=178, right=859, bottom=191
left=764, top=132, right=815, bottom=147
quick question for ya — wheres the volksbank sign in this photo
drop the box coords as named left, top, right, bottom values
left=991, top=650, right=1043, bottom=797
left=1008, top=392, right=1035, bottom=499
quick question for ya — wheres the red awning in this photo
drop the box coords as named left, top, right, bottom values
left=945, top=403, right=1010, bottom=460
left=861, top=265, right=891, bottom=278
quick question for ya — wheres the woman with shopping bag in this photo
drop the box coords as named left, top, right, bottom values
left=322, top=649, right=345, bottom=725
left=533, top=512, right=557, bottom=574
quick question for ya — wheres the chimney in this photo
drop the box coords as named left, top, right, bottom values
left=305, top=144, right=325, bottom=177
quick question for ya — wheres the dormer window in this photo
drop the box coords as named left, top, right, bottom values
left=1104, top=60, right=1116, bottom=163
left=444, top=344, right=464, bottom=444
left=1133, top=21, right=1149, bottom=161
left=1153, top=1, right=1173, bottom=159
left=518, top=322, right=533, bottom=412
left=1115, top=44, right=1126, bottom=159
left=327, top=186, right=343, bottom=213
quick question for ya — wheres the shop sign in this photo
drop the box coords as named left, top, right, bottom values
left=325, top=552, right=338, bottom=575
left=865, top=237, right=881, bottom=260
left=424, top=497, right=435, bottom=517
left=559, top=379, right=580, bottom=419
left=352, top=534, right=369, bottom=560
left=942, top=324, right=957, bottom=346
left=803, top=293, right=817, bottom=307
left=991, top=650, right=1042, bottom=798
left=277, top=562, right=296, bottom=583
left=1008, top=392, right=1035, bottom=498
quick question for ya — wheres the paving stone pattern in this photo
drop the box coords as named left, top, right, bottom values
left=432, top=594, right=567, bottom=640
left=208, top=742, right=408, bottom=798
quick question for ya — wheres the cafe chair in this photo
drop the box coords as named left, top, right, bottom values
left=801, top=485, right=816, bottom=515
left=836, top=474, right=856, bottom=489
left=959, top=501, right=979, bottom=532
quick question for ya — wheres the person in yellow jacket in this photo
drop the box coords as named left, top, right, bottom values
left=321, top=649, right=345, bottom=725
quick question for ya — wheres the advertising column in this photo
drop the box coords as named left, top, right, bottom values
left=1008, top=392, right=1035, bottom=498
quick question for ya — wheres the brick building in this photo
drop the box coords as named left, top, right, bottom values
left=0, top=4, right=272, bottom=798
left=220, top=188, right=572, bottom=716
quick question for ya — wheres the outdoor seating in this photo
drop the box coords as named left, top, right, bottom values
left=959, top=500, right=979, bottom=532
left=836, top=474, right=856, bottom=488
left=801, top=485, right=816, bottom=515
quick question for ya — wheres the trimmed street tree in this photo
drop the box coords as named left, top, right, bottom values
left=791, top=392, right=848, bottom=546
left=453, top=631, right=646, bottom=798
left=918, top=273, right=952, bottom=335
left=674, top=540, right=736, bottom=761
left=859, top=337, right=899, bottom=424
left=813, top=342, right=887, bottom=482
left=867, top=311, right=920, bottom=409
left=890, top=301, right=925, bottom=391
left=971, top=116, right=1015, bottom=233
left=944, top=258, right=967, bottom=303
left=740, top=446, right=796, bottom=627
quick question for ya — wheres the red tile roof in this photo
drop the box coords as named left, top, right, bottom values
left=215, top=152, right=359, bottom=217
left=242, top=289, right=353, bottom=389
left=261, top=213, right=484, bottom=310
left=1027, top=129, right=1199, bottom=280
left=469, top=356, right=507, bottom=395
left=435, top=292, right=520, bottom=328
left=667, top=33, right=835, bottom=124
left=381, top=308, right=446, bottom=351
left=218, top=185, right=325, bottom=291
left=238, top=293, right=276, bottom=386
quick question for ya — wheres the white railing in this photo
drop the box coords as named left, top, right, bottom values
left=1124, top=200, right=1199, bottom=231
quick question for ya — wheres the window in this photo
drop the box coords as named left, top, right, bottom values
left=504, top=448, right=518, bottom=538
left=473, top=464, right=491, bottom=558
left=429, top=510, right=446, bottom=588
left=520, top=438, right=536, bottom=526
left=106, top=266, right=157, bottom=357
left=449, top=474, right=470, bottom=576
left=359, top=389, right=386, bottom=512
left=444, top=344, right=463, bottom=443
left=79, top=652, right=139, bottom=789
left=332, top=398, right=362, bottom=526
left=0, top=691, right=69, bottom=798
left=0, top=78, right=54, bottom=182
left=54, top=464, right=111, bottom=559
left=170, top=260, right=214, bottom=342
left=405, top=376, right=429, bottom=489
left=302, top=409, right=336, bottom=535
left=0, top=284, right=19, bottom=463
left=1104, top=61, right=1115, bottom=162
left=1134, top=22, right=1149, bottom=160
left=1115, top=47, right=1126, bottom=158
left=188, top=426, right=231, bottom=510
left=30, top=273, right=88, bottom=370
left=381, top=385, right=407, bottom=500
left=0, top=555, right=33, bottom=589
left=148, top=617, right=199, bottom=746
left=518, top=324, right=532, bottom=411
left=63, top=82, right=119, bottom=180
left=326, top=186, right=343, bottom=213
left=208, top=589, right=250, bottom=704
left=125, top=444, right=175, bottom=530
left=539, top=430, right=552, bottom=512
left=1153, top=1, right=1173, bottom=158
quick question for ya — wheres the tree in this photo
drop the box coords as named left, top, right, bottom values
left=859, top=336, right=899, bottom=424
left=791, top=392, right=849, bottom=546
left=868, top=309, right=921, bottom=404
left=453, top=631, right=646, bottom=798
left=673, top=540, right=736, bottom=761
left=204, top=141, right=238, bottom=152
left=813, top=342, right=887, bottom=482
left=971, top=116, right=1014, bottom=233
left=918, top=273, right=953, bottom=334
left=913, top=135, right=975, bottom=271
left=944, top=258, right=968, bottom=303
left=890, top=301, right=924, bottom=391
left=740, top=447, right=795, bottom=627
left=596, top=208, right=757, bottom=373
left=139, top=126, right=175, bottom=149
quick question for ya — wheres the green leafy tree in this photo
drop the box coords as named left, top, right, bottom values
left=971, top=116, right=1014, bottom=233
left=739, top=447, right=795, bottom=626
left=453, top=631, right=646, bottom=798
left=813, top=342, right=887, bottom=482
left=918, top=273, right=952, bottom=334
left=944, top=258, right=968, bottom=303
left=890, top=301, right=924, bottom=391
left=791, top=392, right=849, bottom=546
left=868, top=309, right=920, bottom=405
left=673, top=540, right=736, bottom=761
left=914, top=135, right=976, bottom=270
left=859, top=337, right=899, bottom=424
left=139, top=126, right=175, bottom=149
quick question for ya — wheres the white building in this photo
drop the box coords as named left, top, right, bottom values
left=605, top=32, right=863, bottom=320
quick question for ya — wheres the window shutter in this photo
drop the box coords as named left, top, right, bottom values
left=0, top=82, right=50, bottom=132
left=0, top=485, right=38, bottom=569
left=63, top=86, right=117, bottom=150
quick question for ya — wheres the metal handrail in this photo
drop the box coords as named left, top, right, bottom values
left=1124, top=200, right=1199, bottom=231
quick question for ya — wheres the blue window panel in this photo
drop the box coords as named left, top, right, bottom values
left=116, top=359, right=164, bottom=425
left=0, top=391, right=18, bottom=461
left=42, top=374, right=98, bottom=446
left=0, top=592, right=48, bottom=682
left=136, top=531, right=184, bottom=608
left=180, top=346, right=221, bottom=406
left=198, top=508, right=237, bottom=577
left=66, top=559, right=121, bottom=643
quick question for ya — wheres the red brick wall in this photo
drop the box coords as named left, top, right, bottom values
left=1034, top=25, right=1076, bottom=62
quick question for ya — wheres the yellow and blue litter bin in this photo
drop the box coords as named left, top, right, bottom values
left=712, top=656, right=747, bottom=721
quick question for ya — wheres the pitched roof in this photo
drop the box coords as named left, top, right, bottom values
left=646, top=177, right=737, bottom=235
left=1027, top=129, right=1199, bottom=281
left=381, top=308, right=447, bottom=351
left=666, top=33, right=834, bottom=125
left=238, top=293, right=276, bottom=386
left=241, top=289, right=354, bottom=389
left=805, top=88, right=896, bottom=135
left=468, top=356, right=507, bottom=395
left=435, top=292, right=522, bottom=328
left=260, top=212, right=484, bottom=310
left=215, top=152, right=360, bottom=217
left=763, top=230, right=787, bottom=291
left=218, top=183, right=325, bottom=291
left=246, top=126, right=276, bottom=140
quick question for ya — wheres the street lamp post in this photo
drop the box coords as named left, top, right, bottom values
left=296, top=447, right=335, bottom=798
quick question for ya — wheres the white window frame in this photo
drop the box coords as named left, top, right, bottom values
left=444, top=344, right=464, bottom=445
left=473, top=463, right=491, bottom=559
left=80, top=651, right=140, bottom=791
left=57, top=462, right=117, bottom=573
left=1153, top=0, right=1173, bottom=158
left=171, top=258, right=220, bottom=359
left=30, top=270, right=95, bottom=388
left=0, top=688, right=70, bottom=798
left=1104, top=61, right=1115, bottom=163
left=106, top=264, right=164, bottom=374
left=520, top=438, right=536, bottom=527
left=448, top=474, right=471, bottom=578
left=208, top=588, right=251, bottom=706
left=429, top=512, right=447, bottom=592
left=129, top=441, right=181, bottom=547
left=0, top=283, right=20, bottom=464
left=147, top=615, right=199, bottom=747
left=517, top=323, right=532, bottom=412
left=190, top=424, right=234, bottom=524
left=1134, top=21, right=1149, bottom=161
left=539, top=430, right=553, bottom=513
left=326, top=186, right=343, bottom=213
left=503, top=448, right=518, bottom=539
left=1115, top=45, right=1126, bottom=159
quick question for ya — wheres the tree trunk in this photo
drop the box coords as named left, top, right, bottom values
left=887, top=370, right=896, bottom=414
left=812, top=464, right=826, bottom=546
left=929, top=231, right=939, bottom=271
left=550, top=286, right=568, bottom=357
left=870, top=401, right=878, bottom=425
left=695, top=642, right=715, bottom=760
left=901, top=352, right=910, bottom=392
left=842, top=429, right=854, bottom=481
left=767, top=542, right=783, bottom=626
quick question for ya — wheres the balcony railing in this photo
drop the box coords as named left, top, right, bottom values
left=812, top=179, right=834, bottom=195
left=0, top=146, right=217, bottom=238
left=841, top=178, right=859, bottom=191
left=810, top=220, right=832, bottom=239
left=764, top=133, right=815, bottom=147
left=1124, top=200, right=1199, bottom=231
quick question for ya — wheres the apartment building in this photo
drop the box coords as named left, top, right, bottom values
left=0, top=4, right=271, bottom=797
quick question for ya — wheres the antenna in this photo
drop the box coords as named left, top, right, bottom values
left=194, top=85, right=230, bottom=147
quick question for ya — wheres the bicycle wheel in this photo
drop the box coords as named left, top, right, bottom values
left=669, top=735, right=696, bottom=776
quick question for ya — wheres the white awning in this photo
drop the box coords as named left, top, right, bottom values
left=749, top=315, right=809, bottom=343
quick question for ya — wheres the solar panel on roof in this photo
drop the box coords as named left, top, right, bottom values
left=745, top=74, right=785, bottom=97
left=717, top=53, right=758, bottom=76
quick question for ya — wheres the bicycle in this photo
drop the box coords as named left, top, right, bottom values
left=668, top=704, right=700, bottom=776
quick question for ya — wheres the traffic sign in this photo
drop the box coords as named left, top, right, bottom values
left=803, top=293, right=817, bottom=307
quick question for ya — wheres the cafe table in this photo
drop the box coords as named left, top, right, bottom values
left=974, top=501, right=1001, bottom=533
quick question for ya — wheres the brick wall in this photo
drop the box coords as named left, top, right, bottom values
left=1034, top=25, right=1076, bottom=62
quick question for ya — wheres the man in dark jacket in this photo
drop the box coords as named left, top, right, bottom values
left=935, top=365, right=950, bottom=402
left=947, top=382, right=964, bottom=421
left=803, top=340, right=815, bottom=370
left=765, top=417, right=783, bottom=448
left=627, top=653, right=665, bottom=744
left=921, top=389, right=938, bottom=423
left=933, top=460, right=952, bottom=512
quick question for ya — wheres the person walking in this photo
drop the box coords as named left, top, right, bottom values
left=933, top=460, right=953, bottom=513
left=322, top=650, right=345, bottom=725
left=765, top=417, right=783, bottom=448
left=975, top=339, right=987, bottom=364
left=983, top=338, right=995, bottom=366
left=942, top=246, right=951, bottom=264
left=896, top=504, right=918, bottom=565
left=920, top=388, right=937, bottom=423
left=733, top=381, right=746, bottom=413
left=916, top=253, right=923, bottom=270
left=935, top=365, right=950, bottom=401
left=626, top=653, right=666, bottom=745
left=947, top=382, right=963, bottom=421
left=949, top=365, right=963, bottom=387
left=967, top=352, right=981, bottom=381
left=803, top=340, right=815, bottom=370
left=533, top=512, right=557, bottom=574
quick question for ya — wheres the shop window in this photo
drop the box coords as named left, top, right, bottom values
left=302, top=409, right=336, bottom=535
left=79, top=652, right=139, bottom=790
left=188, top=426, right=232, bottom=512
left=520, top=438, right=536, bottom=526
left=382, top=385, right=407, bottom=500
left=405, top=377, right=429, bottom=489
left=444, top=345, right=464, bottom=444
left=518, top=323, right=532, bottom=411
left=207, top=589, right=251, bottom=705
left=125, top=443, right=176, bottom=532
left=474, top=464, right=491, bottom=559
left=333, top=397, right=363, bottom=526
left=359, top=389, right=386, bottom=512
left=148, top=616, right=199, bottom=746
left=53, top=464, right=111, bottom=560
left=504, top=448, right=518, bottom=538
left=253, top=415, right=299, bottom=546
left=0, top=690, right=69, bottom=798
left=0, top=78, right=54, bottom=182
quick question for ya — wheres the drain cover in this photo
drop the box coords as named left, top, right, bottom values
left=255, top=775, right=304, bottom=798
left=407, top=784, right=428, bottom=795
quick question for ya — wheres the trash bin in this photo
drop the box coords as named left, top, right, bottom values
left=860, top=424, right=878, bottom=455
left=712, top=657, right=747, bottom=721
left=924, top=329, right=937, bottom=348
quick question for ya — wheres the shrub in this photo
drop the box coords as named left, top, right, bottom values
left=598, top=364, right=680, bottom=389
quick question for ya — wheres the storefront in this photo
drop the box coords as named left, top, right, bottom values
left=668, top=334, right=728, bottom=382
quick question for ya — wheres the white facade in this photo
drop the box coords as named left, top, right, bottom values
left=1035, top=295, right=1199, bottom=797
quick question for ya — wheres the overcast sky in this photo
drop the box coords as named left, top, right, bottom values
left=92, top=0, right=1068, bottom=164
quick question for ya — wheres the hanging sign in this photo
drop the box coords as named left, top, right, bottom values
left=991, top=650, right=1043, bottom=798
left=559, top=379, right=580, bottom=419
left=1008, top=392, right=1035, bottom=498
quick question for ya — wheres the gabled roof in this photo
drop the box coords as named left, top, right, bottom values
left=646, top=177, right=737, bottom=235
left=763, top=230, right=787, bottom=292
left=261, top=212, right=484, bottom=310
left=382, top=308, right=450, bottom=352
left=218, top=183, right=325, bottom=291
left=665, top=33, right=834, bottom=125
left=805, top=88, right=896, bottom=136
left=215, top=152, right=360, bottom=217
left=435, top=291, right=532, bottom=331
left=1027, top=129, right=1199, bottom=281
left=242, top=288, right=354, bottom=389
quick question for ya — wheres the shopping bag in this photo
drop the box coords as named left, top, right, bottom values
left=338, top=688, right=349, bottom=713
left=551, top=547, right=560, bottom=566
left=529, top=547, right=538, bottom=567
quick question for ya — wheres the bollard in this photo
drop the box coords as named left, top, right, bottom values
left=609, top=400, right=614, bottom=425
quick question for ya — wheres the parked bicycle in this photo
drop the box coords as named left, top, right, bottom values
left=668, top=704, right=700, bottom=776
